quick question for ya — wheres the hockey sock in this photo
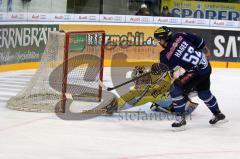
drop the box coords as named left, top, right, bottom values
left=170, top=85, right=186, bottom=113
left=198, top=90, right=220, bottom=114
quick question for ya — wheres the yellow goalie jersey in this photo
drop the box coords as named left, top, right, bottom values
left=117, top=66, right=172, bottom=109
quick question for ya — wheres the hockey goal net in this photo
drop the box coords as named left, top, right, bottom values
left=7, top=30, right=116, bottom=113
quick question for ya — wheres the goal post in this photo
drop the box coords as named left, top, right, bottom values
left=7, top=30, right=116, bottom=113
left=60, top=31, right=106, bottom=113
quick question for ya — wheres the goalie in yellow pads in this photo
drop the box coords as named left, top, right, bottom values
left=117, top=64, right=198, bottom=115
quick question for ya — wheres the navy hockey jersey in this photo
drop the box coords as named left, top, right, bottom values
left=160, top=32, right=210, bottom=74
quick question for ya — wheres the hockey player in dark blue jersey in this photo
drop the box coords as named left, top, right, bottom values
left=153, top=26, right=227, bottom=129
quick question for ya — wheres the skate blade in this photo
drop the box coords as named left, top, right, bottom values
left=172, top=125, right=187, bottom=132
left=211, top=119, right=229, bottom=126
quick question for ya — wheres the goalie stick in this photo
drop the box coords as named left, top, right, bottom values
left=107, top=63, right=169, bottom=91
left=106, top=71, right=151, bottom=91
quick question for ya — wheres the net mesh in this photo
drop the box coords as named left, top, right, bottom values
left=7, top=31, right=104, bottom=113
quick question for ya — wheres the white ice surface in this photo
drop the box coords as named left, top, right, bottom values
left=0, top=68, right=240, bottom=159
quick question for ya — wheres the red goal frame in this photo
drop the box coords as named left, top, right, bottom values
left=60, top=30, right=105, bottom=113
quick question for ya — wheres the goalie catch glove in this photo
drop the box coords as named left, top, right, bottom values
left=131, top=66, right=146, bottom=79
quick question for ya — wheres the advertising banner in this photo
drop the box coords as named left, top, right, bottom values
left=0, top=12, right=239, bottom=29
left=60, top=24, right=160, bottom=63
left=74, top=14, right=99, bottom=22
left=172, top=28, right=240, bottom=62
left=7, top=12, right=28, bottom=21
left=0, top=24, right=59, bottom=65
left=161, top=0, right=240, bottom=21
left=60, top=24, right=240, bottom=62
left=27, top=12, right=51, bottom=21
left=210, top=19, right=239, bottom=28
left=125, top=15, right=154, bottom=23
left=50, top=13, right=74, bottom=22
left=100, top=14, right=126, bottom=23
left=154, top=16, right=182, bottom=25
left=69, top=34, right=86, bottom=52
left=0, top=23, right=239, bottom=67
left=181, top=18, right=210, bottom=26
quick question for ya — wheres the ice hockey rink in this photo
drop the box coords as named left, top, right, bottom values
left=0, top=68, right=240, bottom=159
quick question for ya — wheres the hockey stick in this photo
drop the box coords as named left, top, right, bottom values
left=107, top=63, right=169, bottom=91
left=106, top=71, right=151, bottom=91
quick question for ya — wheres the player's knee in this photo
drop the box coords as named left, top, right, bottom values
left=170, top=85, right=183, bottom=98
left=198, top=90, right=212, bottom=101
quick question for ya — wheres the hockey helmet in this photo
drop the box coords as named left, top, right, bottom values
left=154, top=26, right=173, bottom=41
